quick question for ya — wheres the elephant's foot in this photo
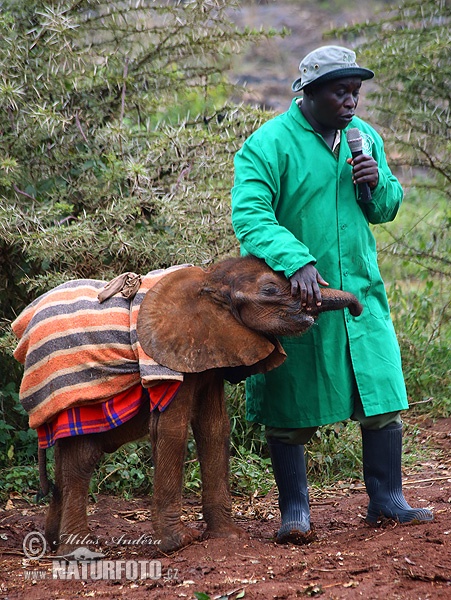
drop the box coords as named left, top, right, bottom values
left=49, top=525, right=102, bottom=558
left=202, top=504, right=247, bottom=541
left=157, top=523, right=202, bottom=554
left=203, top=521, right=247, bottom=540
left=54, top=541, right=105, bottom=560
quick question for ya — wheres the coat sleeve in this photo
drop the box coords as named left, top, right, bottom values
left=231, top=136, right=316, bottom=278
left=359, top=126, right=404, bottom=224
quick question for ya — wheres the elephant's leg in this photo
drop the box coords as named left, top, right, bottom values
left=46, top=399, right=150, bottom=553
left=150, top=376, right=201, bottom=553
left=47, top=435, right=104, bottom=555
left=191, top=372, right=246, bottom=540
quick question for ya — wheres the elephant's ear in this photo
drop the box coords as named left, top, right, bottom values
left=136, top=266, right=286, bottom=376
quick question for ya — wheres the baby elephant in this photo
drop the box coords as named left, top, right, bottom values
left=13, top=256, right=362, bottom=554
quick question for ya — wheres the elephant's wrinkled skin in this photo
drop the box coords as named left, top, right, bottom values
left=36, top=256, right=362, bottom=554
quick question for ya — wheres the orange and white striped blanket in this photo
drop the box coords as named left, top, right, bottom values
left=12, top=266, right=190, bottom=430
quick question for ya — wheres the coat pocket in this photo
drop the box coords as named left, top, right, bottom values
left=364, top=251, right=391, bottom=319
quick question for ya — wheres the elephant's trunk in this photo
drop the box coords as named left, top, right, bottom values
left=316, top=288, right=363, bottom=317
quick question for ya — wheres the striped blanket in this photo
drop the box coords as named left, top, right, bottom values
left=12, top=265, right=190, bottom=430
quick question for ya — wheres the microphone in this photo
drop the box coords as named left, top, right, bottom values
left=346, top=128, right=372, bottom=203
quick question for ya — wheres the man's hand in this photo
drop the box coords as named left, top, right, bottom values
left=289, top=264, right=329, bottom=309
left=347, top=154, right=379, bottom=189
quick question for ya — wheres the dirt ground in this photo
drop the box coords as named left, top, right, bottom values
left=1, top=416, right=450, bottom=600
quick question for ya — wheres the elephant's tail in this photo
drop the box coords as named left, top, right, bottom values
left=36, top=447, right=51, bottom=501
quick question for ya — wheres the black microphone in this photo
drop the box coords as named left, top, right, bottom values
left=346, top=128, right=372, bottom=203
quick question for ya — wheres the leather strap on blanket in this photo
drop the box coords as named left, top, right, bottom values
left=97, top=272, right=142, bottom=303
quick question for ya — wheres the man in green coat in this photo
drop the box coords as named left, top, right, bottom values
left=231, top=45, right=433, bottom=544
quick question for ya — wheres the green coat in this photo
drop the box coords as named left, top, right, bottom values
left=231, top=99, right=408, bottom=428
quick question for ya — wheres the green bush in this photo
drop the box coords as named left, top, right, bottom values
left=92, top=442, right=154, bottom=499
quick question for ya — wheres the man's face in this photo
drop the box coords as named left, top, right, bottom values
left=306, top=77, right=362, bottom=130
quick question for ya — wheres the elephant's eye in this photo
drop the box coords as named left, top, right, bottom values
left=261, top=285, right=279, bottom=296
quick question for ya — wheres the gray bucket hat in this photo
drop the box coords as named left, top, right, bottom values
left=292, top=45, right=374, bottom=92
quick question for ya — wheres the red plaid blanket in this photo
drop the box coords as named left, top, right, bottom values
left=37, top=381, right=181, bottom=449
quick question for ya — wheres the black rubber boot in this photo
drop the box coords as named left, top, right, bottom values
left=267, top=437, right=315, bottom=544
left=362, top=422, right=433, bottom=524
